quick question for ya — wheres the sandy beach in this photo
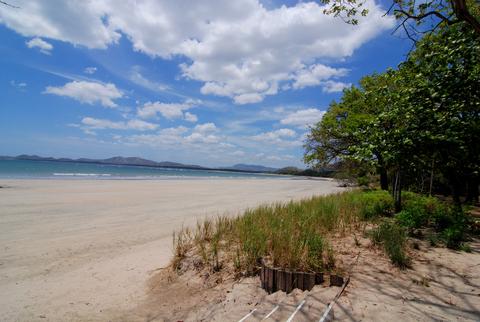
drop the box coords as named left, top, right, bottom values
left=0, top=178, right=344, bottom=321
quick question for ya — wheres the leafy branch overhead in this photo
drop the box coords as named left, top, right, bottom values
left=319, top=0, right=480, bottom=39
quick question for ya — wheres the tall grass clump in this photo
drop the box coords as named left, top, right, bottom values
left=370, top=221, right=410, bottom=269
left=172, top=190, right=396, bottom=274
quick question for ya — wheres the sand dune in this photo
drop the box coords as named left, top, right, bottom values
left=0, top=178, right=344, bottom=321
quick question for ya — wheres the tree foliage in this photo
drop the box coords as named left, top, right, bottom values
left=305, top=23, right=480, bottom=207
left=319, top=0, right=480, bottom=39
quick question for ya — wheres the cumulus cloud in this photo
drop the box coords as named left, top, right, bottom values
left=251, top=128, right=301, bottom=147
left=0, top=1, right=120, bottom=48
left=321, top=80, right=351, bottom=93
left=123, top=123, right=221, bottom=146
left=280, top=108, right=326, bottom=128
left=84, top=67, right=97, bottom=74
left=137, top=100, right=198, bottom=122
left=194, top=122, right=217, bottom=134
left=0, top=1, right=394, bottom=103
left=81, top=117, right=158, bottom=131
left=44, top=81, right=123, bottom=108
left=184, top=112, right=198, bottom=123
left=25, top=37, right=53, bottom=54
left=185, top=123, right=219, bottom=143
left=292, top=64, right=348, bottom=89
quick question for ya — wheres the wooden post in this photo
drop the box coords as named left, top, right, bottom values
left=285, top=271, right=293, bottom=293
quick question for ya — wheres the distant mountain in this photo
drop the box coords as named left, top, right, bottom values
left=0, top=155, right=274, bottom=173
left=0, top=154, right=206, bottom=169
left=222, top=163, right=278, bottom=173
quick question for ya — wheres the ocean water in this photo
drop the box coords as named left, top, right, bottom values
left=0, top=159, right=281, bottom=180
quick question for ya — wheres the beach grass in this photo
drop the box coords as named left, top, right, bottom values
left=172, top=188, right=475, bottom=275
left=173, top=190, right=396, bottom=274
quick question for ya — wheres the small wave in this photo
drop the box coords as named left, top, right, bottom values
left=53, top=173, right=112, bottom=177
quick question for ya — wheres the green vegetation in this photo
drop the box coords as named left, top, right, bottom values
left=320, top=0, right=480, bottom=39
left=173, top=190, right=474, bottom=274
left=173, top=190, right=395, bottom=274
left=370, top=221, right=410, bottom=269
left=173, top=16, right=480, bottom=276
left=305, top=22, right=479, bottom=209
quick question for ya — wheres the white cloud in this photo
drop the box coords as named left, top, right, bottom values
left=185, top=123, right=219, bottom=143
left=321, top=80, right=351, bottom=93
left=184, top=132, right=220, bottom=144
left=231, top=150, right=245, bottom=157
left=44, top=81, right=123, bottom=108
left=129, top=65, right=169, bottom=92
left=233, top=93, right=264, bottom=105
left=1, top=1, right=394, bottom=103
left=280, top=108, right=326, bottom=128
left=0, top=1, right=120, bottom=48
left=137, top=101, right=198, bottom=121
left=10, top=80, right=27, bottom=90
left=84, top=67, right=97, bottom=74
left=25, top=37, right=53, bottom=54
left=292, top=64, right=348, bottom=89
left=81, top=117, right=158, bottom=131
left=251, top=128, right=300, bottom=147
left=253, top=128, right=296, bottom=140
left=194, top=123, right=217, bottom=134
left=124, top=123, right=221, bottom=146
left=184, top=112, right=198, bottom=123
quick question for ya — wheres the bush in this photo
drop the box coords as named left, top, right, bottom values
left=355, top=190, right=394, bottom=220
left=396, top=192, right=471, bottom=250
left=397, top=193, right=449, bottom=229
left=438, top=211, right=470, bottom=249
left=370, top=221, right=410, bottom=269
left=442, top=226, right=464, bottom=249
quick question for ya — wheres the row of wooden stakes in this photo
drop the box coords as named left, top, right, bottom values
left=260, top=265, right=345, bottom=294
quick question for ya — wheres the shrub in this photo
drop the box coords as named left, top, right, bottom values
left=396, top=192, right=471, bottom=249
left=355, top=190, right=394, bottom=220
left=442, top=226, right=464, bottom=249
left=397, top=193, right=449, bottom=229
left=370, top=221, right=410, bottom=269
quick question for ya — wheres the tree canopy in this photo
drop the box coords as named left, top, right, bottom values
left=320, top=0, right=480, bottom=39
left=305, top=22, right=480, bottom=207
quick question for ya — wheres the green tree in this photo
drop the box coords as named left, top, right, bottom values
left=320, top=0, right=480, bottom=39
left=305, top=23, right=479, bottom=208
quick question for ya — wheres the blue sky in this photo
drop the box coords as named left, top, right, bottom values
left=0, top=0, right=411, bottom=168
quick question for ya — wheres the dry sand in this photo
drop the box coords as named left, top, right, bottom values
left=0, top=178, right=344, bottom=321
left=114, top=229, right=480, bottom=322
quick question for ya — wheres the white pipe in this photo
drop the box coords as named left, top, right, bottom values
left=286, top=299, right=306, bottom=322
left=238, top=308, right=257, bottom=322
left=262, top=305, right=279, bottom=320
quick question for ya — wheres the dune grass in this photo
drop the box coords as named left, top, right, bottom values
left=172, top=189, right=474, bottom=275
left=172, top=190, right=394, bottom=274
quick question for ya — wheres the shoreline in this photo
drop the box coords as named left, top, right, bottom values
left=0, top=178, right=344, bottom=321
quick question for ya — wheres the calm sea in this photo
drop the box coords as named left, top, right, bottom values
left=0, top=160, right=281, bottom=180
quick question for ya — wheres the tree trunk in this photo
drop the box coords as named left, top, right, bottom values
left=465, top=175, right=479, bottom=204
left=452, top=0, right=480, bottom=36
left=450, top=175, right=463, bottom=208
left=393, top=170, right=402, bottom=213
left=377, top=154, right=388, bottom=191
left=380, top=168, right=388, bottom=191
left=429, top=163, right=434, bottom=196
